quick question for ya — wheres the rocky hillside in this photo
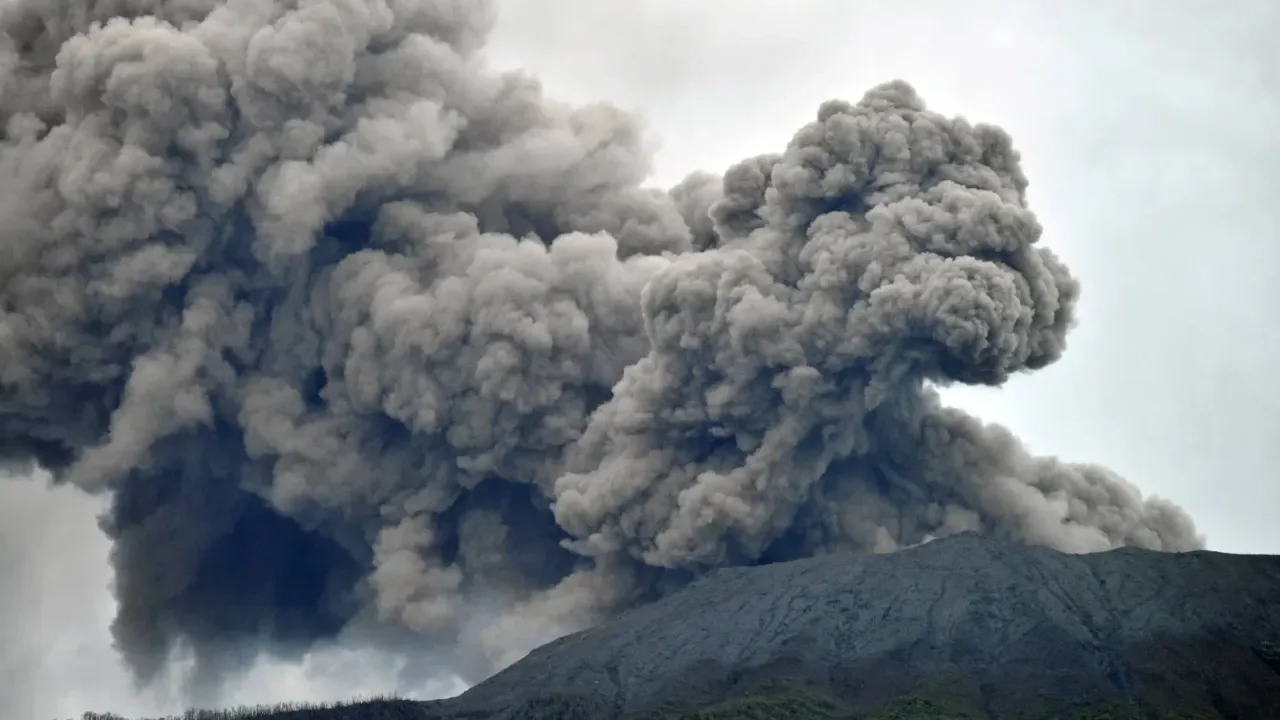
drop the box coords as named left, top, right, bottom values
left=104, top=533, right=1280, bottom=719
left=433, top=532, right=1280, bottom=719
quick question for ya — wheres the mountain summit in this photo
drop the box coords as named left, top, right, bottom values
left=91, top=533, right=1280, bottom=719
left=423, top=532, right=1280, bottom=719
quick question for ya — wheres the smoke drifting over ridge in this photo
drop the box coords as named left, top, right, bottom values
left=0, top=0, right=1201, bottom=698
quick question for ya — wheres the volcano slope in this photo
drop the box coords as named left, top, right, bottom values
left=403, top=532, right=1280, bottom=720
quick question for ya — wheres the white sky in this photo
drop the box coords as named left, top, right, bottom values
left=485, top=0, right=1280, bottom=556
left=3, top=1, right=1276, bottom=718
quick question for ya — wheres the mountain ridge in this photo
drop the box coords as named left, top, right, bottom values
left=88, top=533, right=1280, bottom=719
left=437, top=532, right=1280, bottom=719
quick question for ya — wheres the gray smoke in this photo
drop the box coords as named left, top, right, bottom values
left=0, top=0, right=1201, bottom=701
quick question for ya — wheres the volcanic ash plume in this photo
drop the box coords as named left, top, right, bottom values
left=0, top=0, right=1201, bottom=697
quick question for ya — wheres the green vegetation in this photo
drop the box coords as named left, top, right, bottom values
left=654, top=686, right=846, bottom=719
left=69, top=696, right=427, bottom=720
left=632, top=685, right=1224, bottom=720
left=64, top=686, right=1228, bottom=720
left=506, top=693, right=614, bottom=719
left=867, top=695, right=985, bottom=719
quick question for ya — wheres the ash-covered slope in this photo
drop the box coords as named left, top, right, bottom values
left=430, top=532, right=1280, bottom=719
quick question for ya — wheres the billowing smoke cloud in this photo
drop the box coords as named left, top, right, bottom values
left=0, top=0, right=1201, bottom=702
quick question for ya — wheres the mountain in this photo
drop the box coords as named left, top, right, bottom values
left=102, top=533, right=1280, bottom=719
left=429, top=533, right=1280, bottom=719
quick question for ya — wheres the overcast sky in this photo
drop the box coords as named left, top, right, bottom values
left=2, top=1, right=1276, bottom=718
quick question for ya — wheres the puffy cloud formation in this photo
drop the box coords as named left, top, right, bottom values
left=0, top=0, right=1200, bottom=698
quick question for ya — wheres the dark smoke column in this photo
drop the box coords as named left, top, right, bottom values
left=0, top=0, right=1200, bottom=697
left=554, top=85, right=1201, bottom=570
